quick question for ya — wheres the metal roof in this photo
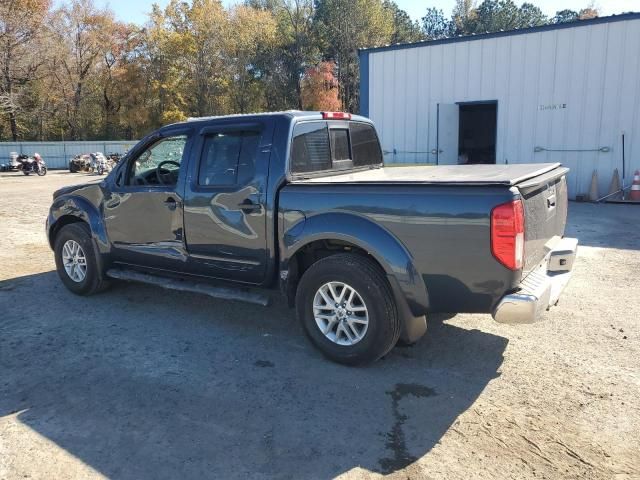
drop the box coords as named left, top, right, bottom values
left=359, top=12, right=640, bottom=55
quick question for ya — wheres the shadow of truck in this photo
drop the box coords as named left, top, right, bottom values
left=0, top=271, right=507, bottom=478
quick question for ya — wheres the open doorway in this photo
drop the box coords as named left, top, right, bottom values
left=458, top=102, right=497, bottom=164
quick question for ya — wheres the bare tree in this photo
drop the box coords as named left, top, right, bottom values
left=0, top=0, right=49, bottom=140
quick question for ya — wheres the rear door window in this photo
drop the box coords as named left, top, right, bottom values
left=198, top=131, right=260, bottom=186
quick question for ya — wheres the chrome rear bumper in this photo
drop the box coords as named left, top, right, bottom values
left=493, top=237, right=578, bottom=324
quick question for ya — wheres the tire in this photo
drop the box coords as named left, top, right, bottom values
left=37, top=166, right=47, bottom=176
left=22, top=170, right=30, bottom=175
left=69, top=163, right=77, bottom=173
left=295, top=253, right=400, bottom=365
left=54, top=223, right=109, bottom=295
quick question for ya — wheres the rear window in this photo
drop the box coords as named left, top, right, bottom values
left=350, top=122, right=383, bottom=167
left=291, top=122, right=331, bottom=173
left=290, top=121, right=381, bottom=174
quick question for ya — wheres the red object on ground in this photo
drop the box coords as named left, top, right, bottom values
left=631, top=170, right=640, bottom=201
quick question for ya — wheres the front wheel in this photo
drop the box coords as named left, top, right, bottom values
left=37, top=166, right=47, bottom=176
left=296, top=253, right=400, bottom=365
left=54, top=223, right=109, bottom=295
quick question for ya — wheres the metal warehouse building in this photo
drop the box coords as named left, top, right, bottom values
left=359, top=13, right=640, bottom=199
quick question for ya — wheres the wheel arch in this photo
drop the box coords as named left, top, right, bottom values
left=280, top=212, right=429, bottom=317
left=48, top=195, right=109, bottom=255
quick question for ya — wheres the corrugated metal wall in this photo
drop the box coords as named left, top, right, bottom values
left=364, top=15, right=640, bottom=199
left=0, top=141, right=139, bottom=169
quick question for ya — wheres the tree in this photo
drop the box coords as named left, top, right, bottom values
left=315, top=0, right=393, bottom=112
left=50, top=0, right=116, bottom=139
left=300, top=61, right=340, bottom=110
left=518, top=3, right=547, bottom=28
left=421, top=7, right=452, bottom=40
left=463, top=0, right=547, bottom=34
left=226, top=5, right=278, bottom=113
left=185, top=0, right=229, bottom=117
left=384, top=1, right=423, bottom=44
left=452, top=0, right=477, bottom=34
left=0, top=0, right=50, bottom=140
left=258, top=0, right=318, bottom=109
left=578, top=7, right=599, bottom=20
left=553, top=9, right=579, bottom=23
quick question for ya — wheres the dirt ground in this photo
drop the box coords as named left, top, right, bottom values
left=0, top=170, right=638, bottom=480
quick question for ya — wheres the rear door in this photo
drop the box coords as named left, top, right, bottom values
left=182, top=121, right=273, bottom=284
left=517, top=168, right=569, bottom=275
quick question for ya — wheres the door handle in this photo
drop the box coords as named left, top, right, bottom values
left=164, top=197, right=177, bottom=210
left=238, top=200, right=262, bottom=213
left=547, top=195, right=556, bottom=209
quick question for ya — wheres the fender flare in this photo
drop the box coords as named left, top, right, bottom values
left=48, top=195, right=110, bottom=256
left=281, top=212, right=429, bottom=316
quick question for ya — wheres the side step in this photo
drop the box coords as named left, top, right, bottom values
left=105, top=269, right=271, bottom=307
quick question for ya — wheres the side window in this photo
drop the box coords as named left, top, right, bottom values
left=198, top=131, right=259, bottom=186
left=350, top=123, right=383, bottom=167
left=291, top=122, right=331, bottom=173
left=128, top=135, right=188, bottom=186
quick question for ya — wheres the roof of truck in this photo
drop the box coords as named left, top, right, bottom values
left=181, top=111, right=372, bottom=125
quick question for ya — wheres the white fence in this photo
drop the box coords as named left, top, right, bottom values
left=0, top=140, right=139, bottom=169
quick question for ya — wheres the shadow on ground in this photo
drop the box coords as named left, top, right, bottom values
left=1, top=271, right=507, bottom=478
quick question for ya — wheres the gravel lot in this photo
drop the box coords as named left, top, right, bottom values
left=0, top=170, right=638, bottom=479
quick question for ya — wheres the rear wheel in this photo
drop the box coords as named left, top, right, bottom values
left=296, top=253, right=400, bottom=365
left=54, top=223, right=109, bottom=295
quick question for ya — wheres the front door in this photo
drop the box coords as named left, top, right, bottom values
left=436, top=103, right=460, bottom=165
left=104, top=131, right=192, bottom=271
left=183, top=122, right=272, bottom=284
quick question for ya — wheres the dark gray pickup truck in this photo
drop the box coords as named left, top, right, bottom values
left=47, top=111, right=578, bottom=364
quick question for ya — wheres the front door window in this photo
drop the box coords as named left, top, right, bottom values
left=129, top=135, right=188, bottom=187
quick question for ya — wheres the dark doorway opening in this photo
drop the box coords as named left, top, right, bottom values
left=458, top=102, right=497, bottom=164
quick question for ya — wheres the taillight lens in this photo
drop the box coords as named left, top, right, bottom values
left=491, top=199, right=525, bottom=270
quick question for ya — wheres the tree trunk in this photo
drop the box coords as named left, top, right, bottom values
left=9, top=111, right=18, bottom=141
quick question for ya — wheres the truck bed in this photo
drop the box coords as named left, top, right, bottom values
left=293, top=163, right=562, bottom=186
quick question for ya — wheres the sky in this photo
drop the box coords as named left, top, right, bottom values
left=67, top=0, right=640, bottom=25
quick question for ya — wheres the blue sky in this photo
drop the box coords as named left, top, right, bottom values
left=69, top=0, right=640, bottom=25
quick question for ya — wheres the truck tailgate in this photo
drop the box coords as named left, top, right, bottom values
left=516, top=167, right=569, bottom=275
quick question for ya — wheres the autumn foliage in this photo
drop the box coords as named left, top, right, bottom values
left=300, top=62, right=341, bottom=111
left=0, top=0, right=601, bottom=141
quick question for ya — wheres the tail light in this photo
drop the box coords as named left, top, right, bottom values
left=491, top=199, right=525, bottom=270
left=322, top=111, right=351, bottom=120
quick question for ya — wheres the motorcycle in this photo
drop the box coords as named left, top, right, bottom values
left=17, top=153, right=47, bottom=176
left=95, top=154, right=114, bottom=175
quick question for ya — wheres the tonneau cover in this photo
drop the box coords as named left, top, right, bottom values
left=293, top=163, right=562, bottom=187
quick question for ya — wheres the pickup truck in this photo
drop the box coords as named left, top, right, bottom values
left=47, top=111, right=578, bottom=365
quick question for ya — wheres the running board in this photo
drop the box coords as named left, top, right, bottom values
left=105, top=269, right=270, bottom=306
